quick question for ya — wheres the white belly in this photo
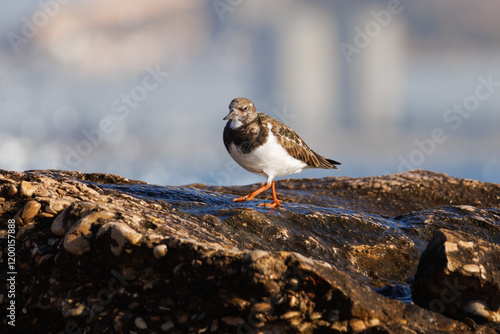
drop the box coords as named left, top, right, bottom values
left=228, top=132, right=308, bottom=182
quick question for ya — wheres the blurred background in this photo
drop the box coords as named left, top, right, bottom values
left=1, top=0, right=499, bottom=186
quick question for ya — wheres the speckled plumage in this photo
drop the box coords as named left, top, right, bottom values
left=223, top=97, right=340, bottom=207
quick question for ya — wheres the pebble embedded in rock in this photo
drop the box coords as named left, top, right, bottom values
left=51, top=202, right=100, bottom=236
left=349, top=319, right=367, bottom=332
left=153, top=244, right=168, bottom=259
left=97, top=222, right=141, bottom=256
left=177, top=312, right=190, bottom=324
left=161, top=321, right=174, bottom=331
left=21, top=201, right=41, bottom=224
left=134, top=317, right=147, bottom=329
left=20, top=181, right=35, bottom=197
left=63, top=210, right=115, bottom=256
left=251, top=301, right=272, bottom=313
left=464, top=301, right=500, bottom=323
left=281, top=311, right=301, bottom=320
left=221, top=316, right=245, bottom=327
left=44, top=206, right=58, bottom=215
left=6, top=184, right=18, bottom=197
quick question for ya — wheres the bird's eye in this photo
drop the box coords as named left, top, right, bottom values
left=243, top=105, right=248, bottom=111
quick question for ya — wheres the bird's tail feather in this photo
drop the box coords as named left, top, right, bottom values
left=326, top=158, right=341, bottom=170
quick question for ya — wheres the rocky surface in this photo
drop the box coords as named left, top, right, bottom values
left=0, top=169, right=499, bottom=333
left=412, top=229, right=500, bottom=324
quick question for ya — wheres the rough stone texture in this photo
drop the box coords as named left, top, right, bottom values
left=0, top=169, right=499, bottom=333
left=412, top=229, right=500, bottom=323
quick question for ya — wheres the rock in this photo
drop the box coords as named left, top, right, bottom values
left=97, top=221, right=142, bottom=256
left=20, top=181, right=35, bottom=197
left=63, top=209, right=115, bottom=255
left=21, top=201, right=41, bottom=224
left=4, top=184, right=18, bottom=197
left=221, top=316, right=245, bottom=327
left=51, top=201, right=99, bottom=236
left=134, top=317, right=147, bottom=329
left=161, top=321, right=174, bottom=331
left=0, top=169, right=499, bottom=334
left=412, top=229, right=500, bottom=324
left=153, top=244, right=168, bottom=259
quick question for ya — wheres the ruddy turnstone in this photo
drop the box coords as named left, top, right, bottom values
left=223, top=97, right=340, bottom=208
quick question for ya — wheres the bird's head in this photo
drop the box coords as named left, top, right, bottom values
left=224, top=97, right=258, bottom=128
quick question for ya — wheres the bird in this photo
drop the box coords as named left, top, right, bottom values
left=223, top=97, right=340, bottom=208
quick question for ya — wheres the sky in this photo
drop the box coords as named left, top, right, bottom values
left=1, top=0, right=499, bottom=186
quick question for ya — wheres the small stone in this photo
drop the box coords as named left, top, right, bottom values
left=317, top=320, right=331, bottom=327
left=177, top=311, right=190, bottom=324
left=13, top=209, right=24, bottom=226
left=251, top=302, right=272, bottom=314
left=48, top=199, right=73, bottom=214
left=63, top=210, right=114, bottom=255
left=210, top=319, right=218, bottom=332
left=297, top=322, right=312, bottom=332
left=6, top=184, right=18, bottom=197
left=20, top=181, right=35, bottom=197
left=288, top=277, right=300, bottom=289
left=251, top=313, right=266, bottom=327
left=153, top=244, right=168, bottom=259
left=37, top=254, right=54, bottom=265
left=227, top=297, right=251, bottom=311
left=349, top=319, right=366, bottom=332
left=21, top=201, right=41, bottom=223
left=39, top=212, right=55, bottom=218
left=464, top=300, right=500, bottom=323
left=281, top=311, right=301, bottom=320
left=51, top=202, right=99, bottom=236
left=68, top=303, right=85, bottom=317
left=161, top=321, right=175, bottom=331
left=221, top=316, right=245, bottom=326
left=462, top=264, right=480, bottom=273
left=128, top=301, right=140, bottom=310
left=110, top=223, right=141, bottom=255
left=44, top=206, right=58, bottom=215
left=289, top=317, right=302, bottom=326
left=309, top=312, right=323, bottom=320
left=143, top=282, right=154, bottom=290
left=288, top=295, right=299, bottom=308
left=134, top=317, right=147, bottom=329
left=16, top=223, right=35, bottom=239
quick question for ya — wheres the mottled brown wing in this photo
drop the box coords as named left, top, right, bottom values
left=258, top=113, right=336, bottom=169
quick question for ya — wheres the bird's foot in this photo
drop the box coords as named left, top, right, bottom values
left=258, top=200, right=282, bottom=208
left=232, top=195, right=255, bottom=202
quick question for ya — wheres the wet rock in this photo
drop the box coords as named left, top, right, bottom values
left=0, top=169, right=499, bottom=334
left=412, top=229, right=500, bottom=323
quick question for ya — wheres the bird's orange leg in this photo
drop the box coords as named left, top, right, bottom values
left=258, top=181, right=282, bottom=208
left=232, top=183, right=272, bottom=202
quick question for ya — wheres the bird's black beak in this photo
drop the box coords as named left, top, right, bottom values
left=223, top=109, right=236, bottom=121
